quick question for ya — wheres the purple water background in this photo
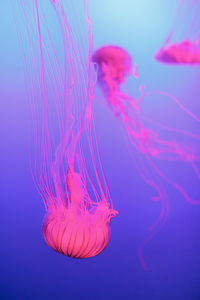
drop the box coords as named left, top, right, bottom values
left=0, top=1, right=200, bottom=299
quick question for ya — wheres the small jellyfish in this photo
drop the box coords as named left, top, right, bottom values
left=93, top=45, right=132, bottom=84
left=19, top=0, right=117, bottom=258
left=92, top=46, right=139, bottom=112
left=155, top=0, right=200, bottom=65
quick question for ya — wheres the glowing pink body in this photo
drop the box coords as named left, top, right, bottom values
left=93, top=46, right=132, bottom=84
left=43, top=169, right=113, bottom=258
left=41, top=161, right=117, bottom=258
left=155, top=40, right=200, bottom=64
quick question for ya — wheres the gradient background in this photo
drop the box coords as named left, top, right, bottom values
left=1, top=1, right=200, bottom=299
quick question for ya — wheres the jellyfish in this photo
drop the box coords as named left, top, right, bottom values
left=93, top=45, right=200, bottom=268
left=155, top=0, right=200, bottom=64
left=155, top=40, right=200, bottom=64
left=18, top=0, right=117, bottom=258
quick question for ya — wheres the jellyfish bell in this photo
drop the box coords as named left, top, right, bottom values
left=92, top=45, right=132, bottom=85
left=42, top=169, right=117, bottom=258
left=42, top=207, right=113, bottom=258
left=155, top=40, right=200, bottom=64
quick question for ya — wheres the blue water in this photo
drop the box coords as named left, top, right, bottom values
left=1, top=1, right=200, bottom=299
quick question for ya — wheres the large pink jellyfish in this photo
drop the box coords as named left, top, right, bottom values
left=155, top=0, right=200, bottom=64
left=93, top=45, right=200, bottom=268
left=18, top=0, right=117, bottom=258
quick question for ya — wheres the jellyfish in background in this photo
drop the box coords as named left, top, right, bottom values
left=155, top=40, right=200, bottom=64
left=18, top=0, right=117, bottom=258
left=155, top=0, right=200, bottom=64
left=93, top=46, right=140, bottom=114
left=93, top=45, right=200, bottom=268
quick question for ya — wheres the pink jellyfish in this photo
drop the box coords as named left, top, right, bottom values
left=18, top=0, right=117, bottom=258
left=93, top=45, right=200, bottom=268
left=155, top=0, right=200, bottom=64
